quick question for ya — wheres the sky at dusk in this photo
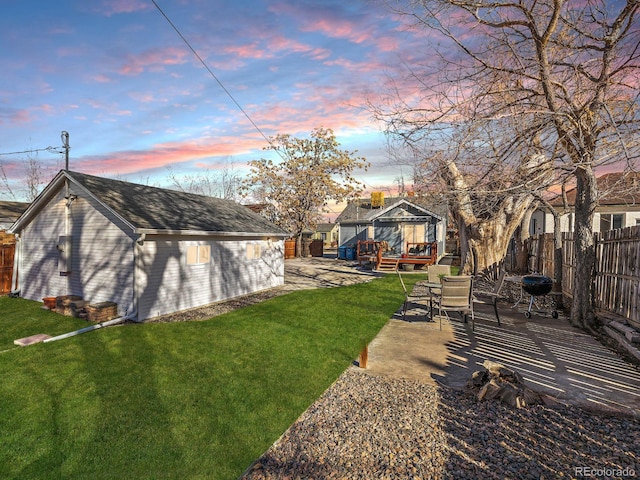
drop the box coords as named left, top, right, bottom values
left=0, top=0, right=429, bottom=203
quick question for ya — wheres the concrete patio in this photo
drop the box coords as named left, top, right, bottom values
left=364, top=297, right=640, bottom=417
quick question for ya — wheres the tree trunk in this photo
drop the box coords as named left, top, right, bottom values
left=461, top=221, right=516, bottom=275
left=446, top=161, right=540, bottom=276
left=552, top=212, right=564, bottom=309
left=570, top=167, right=598, bottom=330
left=516, top=210, right=532, bottom=273
left=295, top=234, right=303, bottom=258
left=457, top=215, right=470, bottom=273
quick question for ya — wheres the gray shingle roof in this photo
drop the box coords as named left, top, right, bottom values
left=336, top=196, right=446, bottom=223
left=549, top=172, right=640, bottom=207
left=0, top=201, right=30, bottom=222
left=67, top=171, right=288, bottom=236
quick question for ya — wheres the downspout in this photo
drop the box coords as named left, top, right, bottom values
left=10, top=233, right=21, bottom=295
left=131, top=233, right=145, bottom=322
left=42, top=315, right=133, bottom=343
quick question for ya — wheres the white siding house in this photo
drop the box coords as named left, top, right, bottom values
left=9, top=170, right=288, bottom=321
left=529, top=172, right=640, bottom=235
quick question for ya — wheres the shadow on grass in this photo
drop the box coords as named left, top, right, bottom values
left=1, top=274, right=405, bottom=479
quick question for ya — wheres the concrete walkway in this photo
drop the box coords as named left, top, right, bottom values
left=365, top=299, right=640, bottom=417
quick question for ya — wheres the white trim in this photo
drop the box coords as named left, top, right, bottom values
left=135, top=228, right=289, bottom=237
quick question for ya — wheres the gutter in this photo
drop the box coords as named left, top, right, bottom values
left=134, top=228, right=289, bottom=237
left=10, top=232, right=21, bottom=295
left=42, top=315, right=133, bottom=344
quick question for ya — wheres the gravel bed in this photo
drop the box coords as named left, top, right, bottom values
left=242, top=368, right=639, bottom=480
left=143, top=288, right=289, bottom=323
left=242, top=368, right=447, bottom=479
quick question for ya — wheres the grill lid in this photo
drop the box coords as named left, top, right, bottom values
left=522, top=275, right=553, bottom=295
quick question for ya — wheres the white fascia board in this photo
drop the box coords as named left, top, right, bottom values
left=374, top=199, right=444, bottom=222
left=135, top=228, right=289, bottom=237
left=8, top=170, right=67, bottom=232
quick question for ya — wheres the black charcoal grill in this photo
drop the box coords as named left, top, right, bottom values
left=521, top=275, right=558, bottom=319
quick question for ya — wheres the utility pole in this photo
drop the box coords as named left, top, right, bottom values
left=61, top=131, right=70, bottom=170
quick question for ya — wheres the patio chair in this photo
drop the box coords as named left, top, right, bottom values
left=426, top=264, right=452, bottom=296
left=433, top=275, right=475, bottom=331
left=397, top=269, right=429, bottom=322
left=473, top=270, right=506, bottom=326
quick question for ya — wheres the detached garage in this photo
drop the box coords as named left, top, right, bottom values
left=9, top=170, right=289, bottom=321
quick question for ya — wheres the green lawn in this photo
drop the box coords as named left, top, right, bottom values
left=0, top=274, right=423, bottom=480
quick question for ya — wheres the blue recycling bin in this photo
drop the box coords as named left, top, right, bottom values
left=338, top=246, right=347, bottom=259
left=346, top=247, right=356, bottom=260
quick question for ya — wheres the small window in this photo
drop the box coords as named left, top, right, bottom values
left=187, top=245, right=210, bottom=265
left=600, top=213, right=624, bottom=232
left=247, top=243, right=262, bottom=260
left=613, top=214, right=623, bottom=229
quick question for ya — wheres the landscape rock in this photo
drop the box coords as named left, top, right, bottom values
left=467, top=360, right=542, bottom=408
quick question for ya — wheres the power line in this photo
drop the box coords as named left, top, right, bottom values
left=0, top=146, right=64, bottom=157
left=151, top=0, right=274, bottom=149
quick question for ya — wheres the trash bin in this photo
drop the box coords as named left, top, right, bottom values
left=338, top=246, right=347, bottom=259
left=310, top=239, right=324, bottom=257
left=346, top=247, right=356, bottom=260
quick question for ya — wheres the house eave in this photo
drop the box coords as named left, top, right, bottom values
left=375, top=216, right=435, bottom=222
left=135, top=228, right=289, bottom=238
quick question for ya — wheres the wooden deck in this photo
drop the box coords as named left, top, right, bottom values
left=356, top=240, right=438, bottom=271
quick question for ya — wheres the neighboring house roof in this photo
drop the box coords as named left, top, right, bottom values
left=550, top=172, right=640, bottom=207
left=315, top=223, right=337, bottom=233
left=0, top=201, right=30, bottom=227
left=244, top=203, right=270, bottom=214
left=336, top=196, right=446, bottom=224
left=11, top=170, right=289, bottom=237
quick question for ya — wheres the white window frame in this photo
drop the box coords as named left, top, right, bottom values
left=247, top=243, right=262, bottom=260
left=186, top=244, right=211, bottom=266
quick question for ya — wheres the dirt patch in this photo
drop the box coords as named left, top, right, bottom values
left=145, top=257, right=380, bottom=323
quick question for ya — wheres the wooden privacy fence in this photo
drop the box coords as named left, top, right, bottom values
left=525, top=226, right=640, bottom=327
left=0, top=233, right=16, bottom=295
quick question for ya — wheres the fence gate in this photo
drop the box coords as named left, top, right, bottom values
left=0, top=235, right=16, bottom=295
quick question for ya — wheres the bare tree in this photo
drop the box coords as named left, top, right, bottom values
left=167, top=158, right=242, bottom=201
left=376, top=0, right=640, bottom=330
left=24, top=155, right=47, bottom=201
left=0, top=164, right=17, bottom=200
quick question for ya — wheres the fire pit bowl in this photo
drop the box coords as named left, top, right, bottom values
left=522, top=275, right=553, bottom=296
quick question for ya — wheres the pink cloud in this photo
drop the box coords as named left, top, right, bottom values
left=0, top=108, right=31, bottom=125
left=99, top=0, right=151, bottom=16
left=118, top=47, right=189, bottom=76
left=92, top=74, right=112, bottom=83
left=266, top=35, right=331, bottom=60
left=223, top=43, right=270, bottom=59
left=38, top=104, right=55, bottom=114
left=301, top=18, right=372, bottom=44
left=128, top=92, right=163, bottom=103
left=375, top=36, right=400, bottom=53
left=269, top=3, right=375, bottom=45
left=323, top=57, right=382, bottom=74
left=77, top=135, right=267, bottom=175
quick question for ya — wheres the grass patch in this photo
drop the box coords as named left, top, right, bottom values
left=0, top=274, right=423, bottom=480
left=0, top=297, right=91, bottom=351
